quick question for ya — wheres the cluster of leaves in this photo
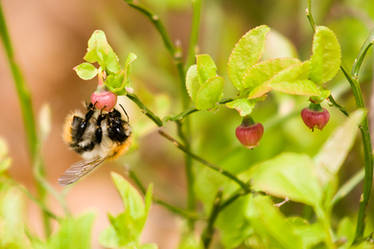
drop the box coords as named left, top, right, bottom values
left=195, top=109, right=373, bottom=249
left=74, top=30, right=137, bottom=95
left=0, top=136, right=155, bottom=249
left=185, top=25, right=341, bottom=117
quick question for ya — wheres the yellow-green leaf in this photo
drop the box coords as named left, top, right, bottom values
left=186, top=65, right=200, bottom=101
left=228, top=25, right=270, bottom=90
left=196, top=54, right=217, bottom=83
left=226, top=98, right=256, bottom=117
left=74, top=62, right=98, bottom=80
left=309, top=26, right=341, bottom=84
left=195, top=76, right=224, bottom=110
left=243, top=152, right=323, bottom=206
left=242, top=57, right=300, bottom=90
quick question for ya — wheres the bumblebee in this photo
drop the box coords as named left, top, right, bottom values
left=59, top=103, right=131, bottom=185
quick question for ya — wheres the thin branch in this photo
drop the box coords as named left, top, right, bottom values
left=352, top=30, right=374, bottom=80
left=305, top=3, right=374, bottom=242
left=306, top=0, right=316, bottom=32
left=128, top=170, right=201, bottom=220
left=165, top=98, right=234, bottom=122
left=126, top=93, right=163, bottom=127
left=121, top=0, right=188, bottom=105
left=342, top=66, right=374, bottom=244
left=201, top=190, right=223, bottom=248
left=123, top=1, right=176, bottom=57
left=186, top=0, right=203, bottom=68
left=0, top=3, right=51, bottom=236
left=328, top=95, right=349, bottom=117
left=158, top=130, right=251, bottom=192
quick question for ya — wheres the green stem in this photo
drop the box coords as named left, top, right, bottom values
left=0, top=3, right=51, bottom=236
left=328, top=95, right=349, bottom=117
left=342, top=66, right=374, bottom=243
left=201, top=190, right=223, bottom=248
left=122, top=0, right=195, bottom=218
left=186, top=0, right=203, bottom=68
left=176, top=121, right=195, bottom=220
left=166, top=98, right=233, bottom=122
left=158, top=130, right=251, bottom=192
left=128, top=170, right=201, bottom=220
left=122, top=0, right=188, bottom=105
left=351, top=31, right=374, bottom=80
left=305, top=2, right=374, bottom=242
left=306, top=0, right=316, bottom=32
left=315, top=206, right=336, bottom=249
left=126, top=93, right=163, bottom=127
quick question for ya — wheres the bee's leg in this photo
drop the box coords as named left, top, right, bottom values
left=72, top=108, right=95, bottom=144
left=119, top=104, right=130, bottom=122
left=94, top=113, right=107, bottom=144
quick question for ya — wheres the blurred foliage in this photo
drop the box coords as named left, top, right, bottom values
left=1, top=0, right=374, bottom=249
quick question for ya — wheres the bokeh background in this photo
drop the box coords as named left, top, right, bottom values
left=0, top=0, right=373, bottom=248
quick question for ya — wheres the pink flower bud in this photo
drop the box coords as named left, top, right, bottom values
left=301, top=107, right=330, bottom=131
left=235, top=121, right=264, bottom=149
left=91, top=90, right=117, bottom=112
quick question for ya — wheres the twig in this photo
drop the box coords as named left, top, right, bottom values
left=305, top=2, right=374, bottom=242
left=201, top=190, right=223, bottom=248
left=166, top=98, right=234, bottom=122
left=158, top=130, right=251, bottom=192
left=126, top=93, right=163, bottom=127
left=121, top=0, right=187, bottom=105
left=128, top=170, right=201, bottom=220
left=186, top=0, right=203, bottom=68
left=352, top=30, right=374, bottom=80
left=306, top=0, right=316, bottom=32
left=328, top=95, right=349, bottom=117
left=0, top=3, right=51, bottom=236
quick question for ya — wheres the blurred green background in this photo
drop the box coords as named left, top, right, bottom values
left=0, top=0, right=373, bottom=248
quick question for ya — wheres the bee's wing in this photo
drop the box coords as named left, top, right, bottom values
left=58, top=156, right=106, bottom=186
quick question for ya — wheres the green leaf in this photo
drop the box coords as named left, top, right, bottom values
left=111, top=172, right=146, bottom=221
left=195, top=76, right=224, bottom=110
left=0, top=138, right=10, bottom=174
left=243, top=152, right=323, bottom=206
left=196, top=54, right=217, bottom=83
left=140, top=243, right=158, bottom=249
left=314, top=109, right=365, bottom=185
left=105, top=71, right=125, bottom=93
left=309, top=26, right=341, bottom=84
left=270, top=60, right=311, bottom=82
left=0, top=186, right=29, bottom=249
left=216, top=195, right=253, bottom=249
left=228, top=25, right=270, bottom=90
left=105, top=53, right=137, bottom=95
left=247, top=61, right=310, bottom=99
left=74, top=62, right=98, bottom=80
left=246, top=195, right=303, bottom=249
left=226, top=98, right=256, bottom=117
left=336, top=217, right=355, bottom=249
left=186, top=65, right=200, bottom=101
left=178, top=231, right=203, bottom=249
left=286, top=217, right=325, bottom=249
left=270, top=80, right=328, bottom=96
left=48, top=213, right=95, bottom=249
left=83, top=30, right=120, bottom=73
left=242, top=57, right=300, bottom=91
left=99, top=173, right=152, bottom=248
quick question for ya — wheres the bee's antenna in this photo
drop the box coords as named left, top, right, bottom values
left=119, top=104, right=130, bottom=122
